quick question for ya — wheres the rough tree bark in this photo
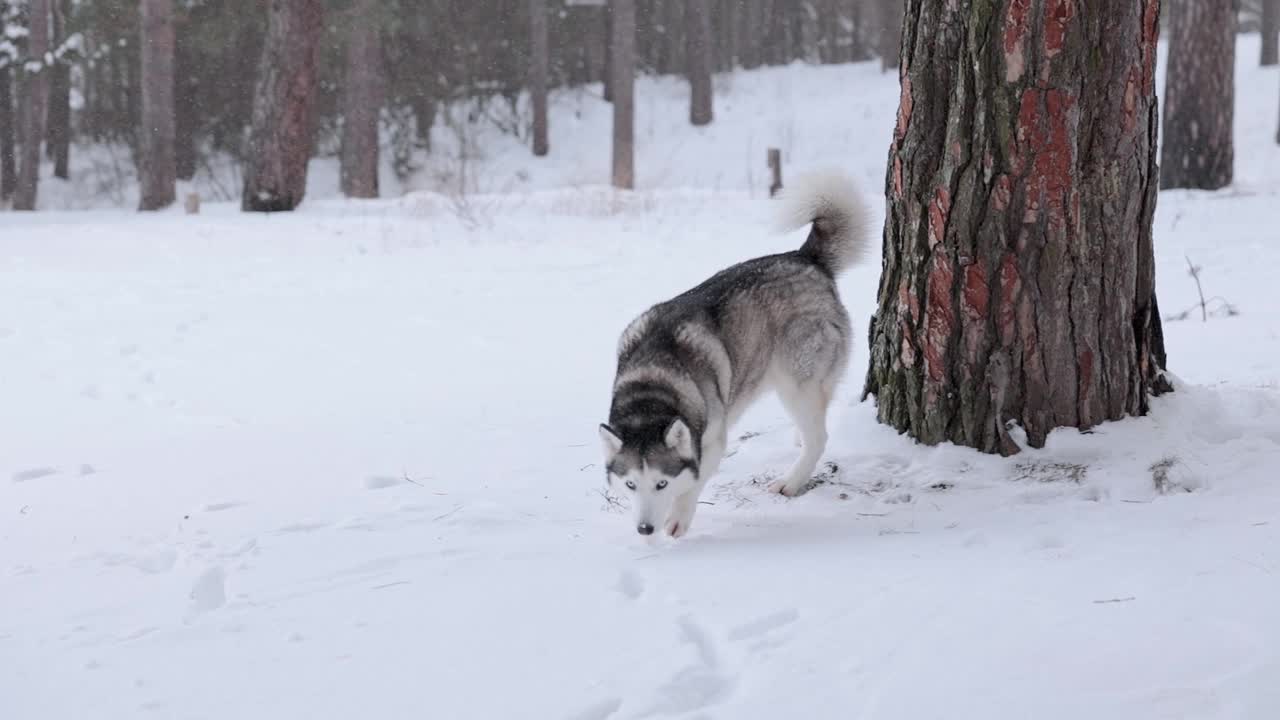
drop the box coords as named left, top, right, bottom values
left=14, top=0, right=50, bottom=210
left=0, top=68, right=15, bottom=200
left=46, top=0, right=69, bottom=180
left=1263, top=0, right=1278, bottom=67
left=340, top=0, right=385, bottom=198
left=1160, top=0, right=1234, bottom=190
left=138, top=0, right=177, bottom=211
left=863, top=0, right=1171, bottom=455
left=242, top=0, right=323, bottom=212
left=874, top=0, right=903, bottom=72
left=611, top=0, right=635, bottom=189
left=529, top=0, right=549, bottom=156
left=686, top=0, right=713, bottom=125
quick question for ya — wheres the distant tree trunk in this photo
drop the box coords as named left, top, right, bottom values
left=46, top=0, right=70, bottom=180
left=1263, top=0, right=1279, bottom=67
left=874, top=0, right=902, bottom=72
left=864, top=0, right=1170, bottom=454
left=717, top=0, right=738, bottom=70
left=603, top=2, right=615, bottom=102
left=1160, top=0, right=1235, bottom=190
left=138, top=0, right=177, bottom=211
left=0, top=68, right=16, bottom=200
left=412, top=94, right=435, bottom=149
left=173, top=16, right=198, bottom=182
left=611, top=0, right=635, bottom=189
left=14, top=0, right=50, bottom=211
left=664, top=0, right=686, bottom=75
left=740, top=0, right=762, bottom=69
left=530, top=0, right=550, bottom=156
left=340, top=0, right=385, bottom=198
left=584, top=4, right=609, bottom=92
left=686, top=0, right=713, bottom=125
left=242, top=0, right=323, bottom=212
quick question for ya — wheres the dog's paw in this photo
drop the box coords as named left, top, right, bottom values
left=664, top=509, right=695, bottom=538
left=768, top=476, right=808, bottom=498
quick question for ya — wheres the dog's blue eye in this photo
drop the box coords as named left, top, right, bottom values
left=656, top=480, right=668, bottom=490
left=625, top=480, right=636, bottom=490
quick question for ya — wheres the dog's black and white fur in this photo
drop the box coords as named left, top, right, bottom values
left=599, top=171, right=871, bottom=537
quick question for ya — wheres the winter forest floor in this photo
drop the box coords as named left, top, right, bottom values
left=4, top=39, right=1280, bottom=720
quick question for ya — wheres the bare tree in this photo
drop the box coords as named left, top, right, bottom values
left=530, top=0, right=549, bottom=156
left=611, top=0, right=635, bottom=189
left=0, top=67, right=15, bottom=200
left=1161, top=0, right=1235, bottom=190
left=686, top=0, right=712, bottom=125
left=138, top=0, right=177, bottom=211
left=242, top=0, right=324, bottom=212
left=1263, top=0, right=1279, bottom=67
left=864, top=0, right=1170, bottom=454
left=340, top=0, right=385, bottom=198
left=13, top=0, right=49, bottom=210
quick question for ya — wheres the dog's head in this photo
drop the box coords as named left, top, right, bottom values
left=599, top=418, right=699, bottom=536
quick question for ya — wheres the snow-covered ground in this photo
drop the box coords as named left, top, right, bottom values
left=4, top=40, right=1280, bottom=720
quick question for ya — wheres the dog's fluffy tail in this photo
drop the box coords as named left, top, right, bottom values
left=775, top=170, right=872, bottom=275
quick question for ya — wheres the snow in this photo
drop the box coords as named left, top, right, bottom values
left=3, top=37, right=1280, bottom=720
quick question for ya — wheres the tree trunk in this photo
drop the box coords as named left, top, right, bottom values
left=529, top=0, right=550, bottom=156
left=0, top=68, right=16, bottom=200
left=874, top=0, right=902, bottom=72
left=242, top=0, right=323, bottom=212
left=340, top=0, right=385, bottom=198
left=686, top=0, right=713, bottom=125
left=46, top=0, right=70, bottom=180
left=1160, top=0, right=1234, bottom=190
left=863, top=0, right=1170, bottom=455
left=1263, top=0, right=1279, bottom=67
left=138, top=0, right=177, bottom=211
left=14, top=0, right=50, bottom=211
left=612, top=0, right=636, bottom=189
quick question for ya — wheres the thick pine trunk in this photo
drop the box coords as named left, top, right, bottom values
left=611, top=0, right=636, bottom=189
left=1, top=68, right=16, bottom=200
left=1263, top=0, right=1279, bottom=67
left=1160, top=0, right=1234, bottom=190
left=242, top=0, right=323, bottom=212
left=864, top=0, right=1170, bottom=455
left=14, top=0, right=50, bottom=211
left=138, top=0, right=177, bottom=211
left=339, top=0, right=385, bottom=198
left=529, top=0, right=550, bottom=157
left=874, top=0, right=903, bottom=72
left=686, top=0, right=713, bottom=125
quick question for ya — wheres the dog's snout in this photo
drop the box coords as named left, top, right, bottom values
left=637, top=523, right=655, bottom=536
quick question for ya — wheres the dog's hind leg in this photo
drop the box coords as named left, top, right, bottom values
left=769, top=378, right=831, bottom=497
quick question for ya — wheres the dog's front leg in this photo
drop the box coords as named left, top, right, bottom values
left=664, top=487, right=700, bottom=538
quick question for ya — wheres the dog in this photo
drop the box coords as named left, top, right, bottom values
left=598, top=171, right=871, bottom=537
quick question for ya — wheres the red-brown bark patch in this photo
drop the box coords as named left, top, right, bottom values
left=924, top=253, right=956, bottom=383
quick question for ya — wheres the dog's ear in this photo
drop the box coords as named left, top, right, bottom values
left=664, top=418, right=694, bottom=459
left=599, top=424, right=623, bottom=457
